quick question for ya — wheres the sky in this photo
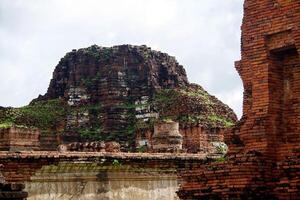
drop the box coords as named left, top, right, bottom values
left=0, top=0, right=244, bottom=118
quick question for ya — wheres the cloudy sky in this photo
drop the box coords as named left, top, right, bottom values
left=0, top=0, right=244, bottom=117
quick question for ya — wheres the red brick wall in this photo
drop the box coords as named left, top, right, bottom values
left=230, top=0, right=300, bottom=157
left=136, top=126, right=225, bottom=153
left=181, top=126, right=224, bottom=153
left=178, top=1, right=300, bottom=199
left=0, top=127, right=40, bottom=151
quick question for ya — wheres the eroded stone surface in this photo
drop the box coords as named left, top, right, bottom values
left=26, top=163, right=179, bottom=200
left=152, top=122, right=183, bottom=153
left=15, top=44, right=235, bottom=152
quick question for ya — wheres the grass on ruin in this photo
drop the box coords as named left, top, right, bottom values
left=208, top=115, right=235, bottom=128
left=179, top=86, right=213, bottom=105
left=112, top=159, right=122, bottom=168
left=151, top=87, right=236, bottom=128
left=0, top=122, right=14, bottom=129
left=82, top=45, right=113, bottom=61
left=214, top=156, right=228, bottom=163
left=0, top=99, right=67, bottom=130
left=78, top=127, right=103, bottom=140
left=81, top=72, right=102, bottom=89
left=0, top=122, right=30, bottom=129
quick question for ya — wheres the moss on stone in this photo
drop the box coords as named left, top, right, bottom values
left=208, top=115, right=235, bottom=128
left=0, top=122, right=31, bottom=130
left=81, top=72, right=102, bottom=89
left=151, top=85, right=237, bottom=128
left=78, top=127, right=103, bottom=140
left=0, top=122, right=14, bottom=129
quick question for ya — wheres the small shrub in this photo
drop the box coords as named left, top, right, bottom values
left=136, top=145, right=147, bottom=153
left=112, top=159, right=122, bottom=167
left=214, top=156, right=227, bottom=163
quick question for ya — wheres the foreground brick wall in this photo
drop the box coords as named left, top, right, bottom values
left=0, top=151, right=207, bottom=183
left=0, top=152, right=207, bottom=200
left=178, top=0, right=300, bottom=199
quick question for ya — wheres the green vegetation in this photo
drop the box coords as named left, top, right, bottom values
left=180, top=87, right=212, bottom=105
left=85, top=45, right=101, bottom=59
left=78, top=103, right=102, bottom=114
left=101, top=47, right=113, bottom=61
left=0, top=122, right=29, bottom=129
left=81, top=45, right=113, bottom=61
left=0, top=122, right=14, bottom=129
left=0, top=82, right=235, bottom=150
left=153, top=89, right=178, bottom=105
left=116, top=102, right=138, bottom=109
left=0, top=99, right=106, bottom=139
left=78, top=127, right=103, bottom=140
left=19, top=99, right=67, bottom=128
left=0, top=99, right=67, bottom=130
left=112, top=159, right=122, bottom=168
left=75, top=103, right=103, bottom=140
left=177, top=115, right=203, bottom=124
left=150, top=87, right=236, bottom=128
left=214, top=156, right=227, bottom=163
left=136, top=145, right=147, bottom=153
left=116, top=101, right=150, bottom=110
left=152, top=89, right=179, bottom=119
left=161, top=117, right=174, bottom=123
left=81, top=72, right=102, bottom=89
left=208, top=115, right=235, bottom=128
left=106, top=122, right=136, bottom=148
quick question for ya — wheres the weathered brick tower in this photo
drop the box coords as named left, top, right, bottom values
left=233, top=0, right=300, bottom=159
left=178, top=0, right=300, bottom=199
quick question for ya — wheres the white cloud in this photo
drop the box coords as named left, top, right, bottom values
left=215, top=86, right=244, bottom=120
left=0, top=0, right=244, bottom=117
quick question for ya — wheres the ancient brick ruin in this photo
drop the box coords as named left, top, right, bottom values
left=0, top=127, right=40, bottom=151
left=152, top=121, right=183, bottom=152
left=2, top=1, right=299, bottom=199
left=33, top=44, right=189, bottom=140
left=0, top=151, right=207, bottom=200
left=0, top=45, right=236, bottom=153
left=135, top=124, right=226, bottom=154
left=177, top=0, right=300, bottom=199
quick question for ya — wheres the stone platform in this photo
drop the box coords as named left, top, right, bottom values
left=0, top=151, right=210, bottom=200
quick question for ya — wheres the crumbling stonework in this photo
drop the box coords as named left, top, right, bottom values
left=152, top=121, right=183, bottom=152
left=104, top=141, right=121, bottom=153
left=0, top=127, right=40, bottom=151
left=180, top=126, right=226, bottom=154
left=177, top=0, right=300, bottom=199
left=32, top=45, right=188, bottom=139
left=0, top=45, right=235, bottom=151
left=0, top=151, right=207, bottom=184
left=136, top=124, right=226, bottom=154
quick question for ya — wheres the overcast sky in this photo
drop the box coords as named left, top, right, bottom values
left=0, top=0, right=244, bottom=117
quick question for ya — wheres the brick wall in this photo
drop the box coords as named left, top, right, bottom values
left=136, top=125, right=225, bottom=153
left=0, top=127, right=40, bottom=151
left=181, top=126, right=225, bottom=153
left=177, top=0, right=300, bottom=199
